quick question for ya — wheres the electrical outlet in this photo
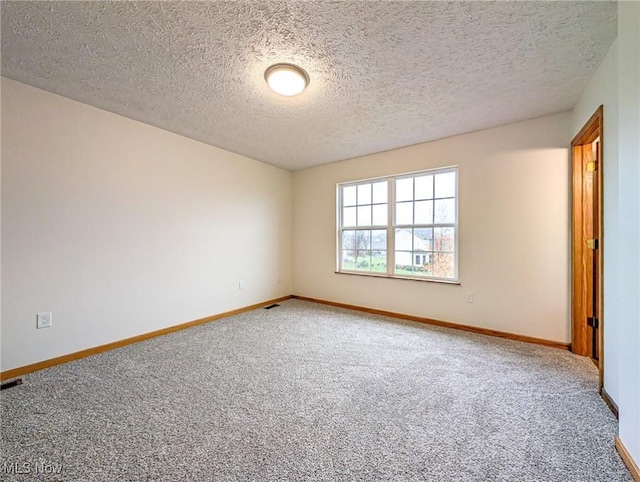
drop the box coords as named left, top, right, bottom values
left=37, top=312, right=53, bottom=329
left=465, top=293, right=474, bottom=303
left=277, top=275, right=282, bottom=284
left=238, top=280, right=245, bottom=291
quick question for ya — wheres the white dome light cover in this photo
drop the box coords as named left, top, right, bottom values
left=265, top=63, right=310, bottom=97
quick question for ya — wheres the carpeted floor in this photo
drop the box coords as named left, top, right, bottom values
left=0, top=299, right=632, bottom=481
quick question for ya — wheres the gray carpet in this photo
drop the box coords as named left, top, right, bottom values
left=1, top=299, right=632, bottom=481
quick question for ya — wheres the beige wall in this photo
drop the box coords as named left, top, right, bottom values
left=1, top=78, right=293, bottom=371
left=293, top=112, right=572, bottom=343
left=616, top=0, right=640, bottom=465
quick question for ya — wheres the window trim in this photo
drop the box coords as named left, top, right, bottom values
left=337, top=166, right=459, bottom=282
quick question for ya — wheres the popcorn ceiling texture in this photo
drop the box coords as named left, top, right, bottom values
left=1, top=1, right=616, bottom=171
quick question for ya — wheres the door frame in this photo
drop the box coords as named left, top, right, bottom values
left=571, top=105, right=604, bottom=389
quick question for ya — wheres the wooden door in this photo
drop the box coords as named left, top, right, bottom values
left=584, top=140, right=600, bottom=361
left=571, top=107, right=603, bottom=374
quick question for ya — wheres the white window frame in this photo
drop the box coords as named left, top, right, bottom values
left=336, top=166, right=459, bottom=283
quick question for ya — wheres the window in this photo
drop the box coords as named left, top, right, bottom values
left=337, top=167, right=458, bottom=281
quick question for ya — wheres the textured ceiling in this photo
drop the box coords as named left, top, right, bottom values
left=1, top=1, right=617, bottom=171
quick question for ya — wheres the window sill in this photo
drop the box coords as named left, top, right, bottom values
left=334, top=271, right=461, bottom=285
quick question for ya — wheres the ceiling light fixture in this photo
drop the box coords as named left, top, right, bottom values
left=264, top=63, right=309, bottom=97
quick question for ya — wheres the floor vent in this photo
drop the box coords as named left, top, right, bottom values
left=1, top=379, right=23, bottom=390
left=264, top=304, right=280, bottom=310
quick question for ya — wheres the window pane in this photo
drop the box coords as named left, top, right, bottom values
left=395, top=228, right=413, bottom=250
left=434, top=198, right=455, bottom=224
left=415, top=175, right=433, bottom=200
left=372, top=204, right=387, bottom=225
left=396, top=178, right=413, bottom=202
left=372, top=181, right=388, bottom=203
left=343, top=185, right=357, bottom=206
left=357, top=205, right=372, bottom=226
left=396, top=201, right=413, bottom=225
left=414, top=228, right=433, bottom=251
left=342, top=250, right=355, bottom=270
left=413, top=252, right=431, bottom=274
left=355, top=250, right=371, bottom=271
left=342, top=230, right=355, bottom=250
left=435, top=172, right=456, bottom=198
left=434, top=227, right=455, bottom=252
left=414, top=200, right=433, bottom=224
left=343, top=207, right=356, bottom=227
left=395, top=253, right=413, bottom=275
left=371, top=250, right=387, bottom=273
left=356, top=230, right=371, bottom=250
left=357, top=183, right=372, bottom=205
left=432, top=252, right=455, bottom=278
left=413, top=256, right=433, bottom=277
left=371, top=230, right=387, bottom=250
left=343, top=231, right=371, bottom=270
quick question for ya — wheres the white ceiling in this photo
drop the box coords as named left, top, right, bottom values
left=1, top=1, right=616, bottom=171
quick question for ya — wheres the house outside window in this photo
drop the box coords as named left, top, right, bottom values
left=337, top=167, right=458, bottom=282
